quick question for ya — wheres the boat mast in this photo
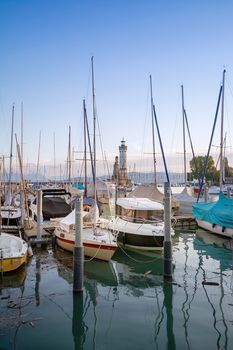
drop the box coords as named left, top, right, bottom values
left=83, top=99, right=87, bottom=197
left=36, top=131, right=41, bottom=184
left=8, top=104, right=15, bottom=201
left=21, top=102, right=24, bottom=167
left=68, top=126, right=71, bottom=192
left=91, top=56, right=97, bottom=204
left=150, top=75, right=157, bottom=186
left=181, top=85, right=187, bottom=187
left=219, top=69, right=226, bottom=191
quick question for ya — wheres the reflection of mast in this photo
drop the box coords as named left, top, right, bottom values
left=35, top=254, right=41, bottom=306
left=199, top=255, right=222, bottom=344
left=181, top=235, right=191, bottom=350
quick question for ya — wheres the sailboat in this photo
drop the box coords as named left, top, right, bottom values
left=55, top=57, right=117, bottom=261
left=1, top=105, right=21, bottom=228
left=193, top=70, right=233, bottom=238
left=0, top=175, right=28, bottom=273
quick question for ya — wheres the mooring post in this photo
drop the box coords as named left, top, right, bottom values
left=36, top=189, right=42, bottom=247
left=73, top=195, right=84, bottom=292
left=163, top=182, right=173, bottom=281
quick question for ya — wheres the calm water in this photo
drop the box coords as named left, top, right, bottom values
left=1, top=229, right=233, bottom=350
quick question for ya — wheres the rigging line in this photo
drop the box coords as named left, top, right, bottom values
left=184, top=109, right=199, bottom=182
left=96, top=112, right=110, bottom=178
left=153, top=104, right=170, bottom=183
left=84, top=101, right=95, bottom=184
left=169, top=88, right=181, bottom=166
left=140, top=78, right=150, bottom=170
left=197, top=85, right=222, bottom=202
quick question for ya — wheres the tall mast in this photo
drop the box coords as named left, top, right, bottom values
left=53, top=132, right=56, bottom=184
left=83, top=99, right=87, bottom=197
left=36, top=131, right=41, bottom=184
left=181, top=85, right=187, bottom=187
left=68, top=126, right=71, bottom=191
left=150, top=75, right=157, bottom=186
left=219, top=69, right=226, bottom=191
left=91, top=56, right=96, bottom=203
left=21, top=102, right=24, bottom=167
left=8, top=104, right=15, bottom=200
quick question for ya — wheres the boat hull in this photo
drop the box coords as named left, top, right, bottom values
left=196, top=219, right=233, bottom=239
left=107, top=217, right=170, bottom=251
left=0, top=233, right=28, bottom=273
left=55, top=233, right=117, bottom=262
left=0, top=254, right=27, bottom=273
left=117, top=231, right=164, bottom=251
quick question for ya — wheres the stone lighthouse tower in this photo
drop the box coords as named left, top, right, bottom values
left=118, top=139, right=128, bottom=186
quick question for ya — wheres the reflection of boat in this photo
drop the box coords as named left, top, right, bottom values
left=55, top=246, right=118, bottom=287
left=0, top=233, right=28, bottom=273
left=194, top=229, right=233, bottom=271
left=0, top=265, right=26, bottom=288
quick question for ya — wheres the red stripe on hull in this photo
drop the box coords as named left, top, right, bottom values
left=56, top=236, right=116, bottom=251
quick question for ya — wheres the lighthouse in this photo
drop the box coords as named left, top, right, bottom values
left=118, top=139, right=128, bottom=186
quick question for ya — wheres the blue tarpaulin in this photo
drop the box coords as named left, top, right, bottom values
left=193, top=193, right=233, bottom=228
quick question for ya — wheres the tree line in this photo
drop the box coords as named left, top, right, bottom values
left=188, top=156, right=233, bottom=184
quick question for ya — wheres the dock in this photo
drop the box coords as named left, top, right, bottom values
left=172, top=215, right=197, bottom=228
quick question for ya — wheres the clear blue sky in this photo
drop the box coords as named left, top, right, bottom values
left=1, top=0, right=233, bottom=177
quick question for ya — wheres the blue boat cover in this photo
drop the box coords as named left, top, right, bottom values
left=193, top=193, right=233, bottom=228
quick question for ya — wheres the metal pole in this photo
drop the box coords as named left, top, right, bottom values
left=20, top=189, right=25, bottom=225
left=37, top=189, right=42, bottom=246
left=163, top=182, right=173, bottom=280
left=204, top=183, right=208, bottom=202
left=181, top=85, right=187, bottom=187
left=73, top=196, right=84, bottom=292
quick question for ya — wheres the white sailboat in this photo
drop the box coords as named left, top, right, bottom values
left=55, top=57, right=117, bottom=261
left=1, top=105, right=21, bottom=227
left=0, top=171, right=28, bottom=273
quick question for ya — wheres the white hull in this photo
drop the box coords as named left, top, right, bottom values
left=1, top=206, right=21, bottom=225
left=55, top=227, right=117, bottom=262
left=197, top=219, right=233, bottom=239
left=0, top=233, right=28, bottom=273
left=108, top=217, right=168, bottom=237
left=105, top=217, right=174, bottom=251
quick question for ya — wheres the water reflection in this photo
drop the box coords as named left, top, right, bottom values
left=0, top=229, right=232, bottom=350
left=72, top=293, right=85, bottom=350
left=194, top=230, right=233, bottom=349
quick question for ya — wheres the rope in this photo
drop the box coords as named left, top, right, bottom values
left=84, top=243, right=102, bottom=262
left=116, top=242, right=163, bottom=263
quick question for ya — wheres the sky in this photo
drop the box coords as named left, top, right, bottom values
left=1, top=0, right=233, bottom=179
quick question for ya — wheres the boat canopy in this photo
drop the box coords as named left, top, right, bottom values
left=116, top=197, right=164, bottom=211
left=193, top=192, right=233, bottom=228
left=59, top=209, right=88, bottom=230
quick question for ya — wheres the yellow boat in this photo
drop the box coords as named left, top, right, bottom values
left=0, top=233, right=28, bottom=273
